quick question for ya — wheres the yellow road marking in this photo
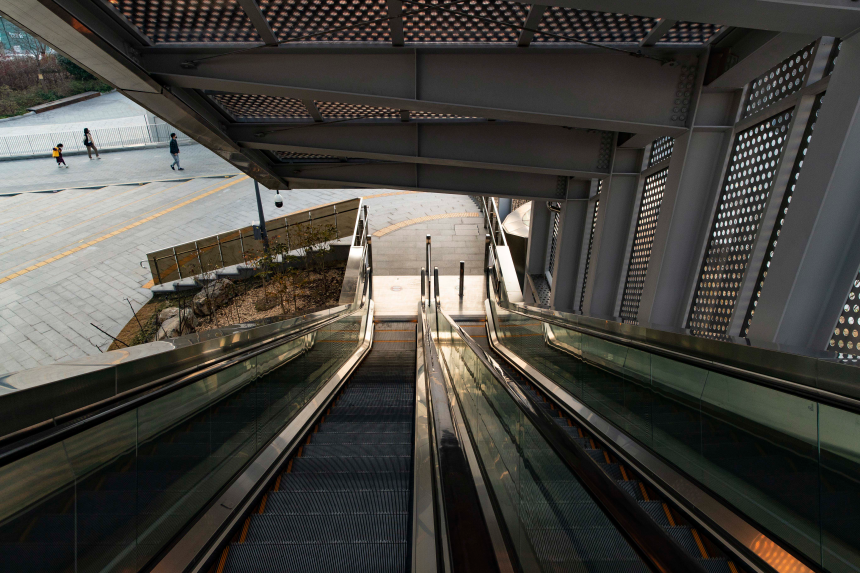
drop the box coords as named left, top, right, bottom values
left=373, top=212, right=481, bottom=237
left=0, top=176, right=248, bottom=286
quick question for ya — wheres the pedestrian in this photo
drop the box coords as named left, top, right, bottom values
left=169, top=133, right=183, bottom=171
left=53, top=143, right=68, bottom=168
left=83, top=128, right=100, bottom=159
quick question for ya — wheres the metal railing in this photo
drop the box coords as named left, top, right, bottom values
left=0, top=118, right=191, bottom=159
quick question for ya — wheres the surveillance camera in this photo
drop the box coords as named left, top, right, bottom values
left=274, top=190, right=283, bottom=208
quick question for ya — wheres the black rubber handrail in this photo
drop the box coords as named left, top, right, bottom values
left=420, top=308, right=500, bottom=573
left=0, top=267, right=372, bottom=468
left=489, top=272, right=860, bottom=416
left=433, top=304, right=709, bottom=573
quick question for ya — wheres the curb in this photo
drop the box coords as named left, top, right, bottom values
left=0, top=139, right=193, bottom=163
left=0, top=172, right=241, bottom=197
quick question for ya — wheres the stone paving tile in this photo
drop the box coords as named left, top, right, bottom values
left=0, top=177, right=481, bottom=374
left=0, top=91, right=148, bottom=129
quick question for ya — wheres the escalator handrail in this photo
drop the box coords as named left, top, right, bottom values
left=0, top=269, right=373, bottom=469
left=489, top=271, right=860, bottom=416
left=420, top=304, right=501, bottom=573
left=432, top=302, right=709, bottom=573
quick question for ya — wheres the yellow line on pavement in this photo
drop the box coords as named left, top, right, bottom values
left=0, top=176, right=249, bottom=286
left=373, top=212, right=480, bottom=237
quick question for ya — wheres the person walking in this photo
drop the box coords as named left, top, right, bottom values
left=52, top=143, right=68, bottom=168
left=169, top=133, right=183, bottom=171
left=83, top=128, right=100, bottom=159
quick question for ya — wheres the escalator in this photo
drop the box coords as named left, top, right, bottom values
left=217, top=322, right=416, bottom=572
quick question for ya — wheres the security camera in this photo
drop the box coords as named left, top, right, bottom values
left=274, top=190, right=283, bottom=208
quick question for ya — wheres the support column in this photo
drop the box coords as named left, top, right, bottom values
left=748, top=34, right=860, bottom=350
left=573, top=179, right=601, bottom=310
left=549, top=195, right=589, bottom=312
left=523, top=199, right=551, bottom=304
left=582, top=143, right=641, bottom=318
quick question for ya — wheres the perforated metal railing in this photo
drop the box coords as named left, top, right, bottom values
left=547, top=208, right=560, bottom=278
left=260, top=0, right=391, bottom=42
left=832, top=272, right=860, bottom=361
left=109, top=0, right=258, bottom=43
left=688, top=110, right=794, bottom=339
left=742, top=92, right=827, bottom=336
left=619, top=168, right=668, bottom=324
left=742, top=42, right=815, bottom=119
left=648, top=136, right=674, bottom=167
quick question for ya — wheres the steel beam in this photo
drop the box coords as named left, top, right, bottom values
left=707, top=32, right=819, bottom=89
left=532, top=0, right=860, bottom=37
left=549, top=196, right=589, bottom=312
left=747, top=33, right=860, bottom=350
left=640, top=18, right=677, bottom=48
left=573, top=179, right=601, bottom=310
left=144, top=50, right=698, bottom=134
left=236, top=0, right=279, bottom=45
left=274, top=162, right=569, bottom=200
left=385, top=0, right=405, bottom=47
left=232, top=122, right=609, bottom=177
left=518, top=4, right=548, bottom=48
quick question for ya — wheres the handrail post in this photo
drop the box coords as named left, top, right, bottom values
left=434, top=266, right=440, bottom=307
left=367, top=235, right=373, bottom=271
left=426, top=235, right=432, bottom=299
left=421, top=267, right=426, bottom=305
left=459, top=261, right=464, bottom=299
left=484, top=234, right=491, bottom=272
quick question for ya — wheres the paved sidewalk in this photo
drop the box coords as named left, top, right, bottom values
left=0, top=143, right=240, bottom=195
left=0, top=91, right=148, bottom=129
left=0, top=180, right=480, bottom=374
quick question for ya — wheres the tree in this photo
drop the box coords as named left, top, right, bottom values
left=57, top=55, right=96, bottom=81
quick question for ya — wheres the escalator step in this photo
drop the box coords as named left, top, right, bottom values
left=244, top=514, right=407, bottom=543
left=638, top=501, right=671, bottom=527
left=309, top=433, right=412, bottom=445
left=316, top=423, right=411, bottom=434
left=301, top=444, right=412, bottom=458
left=224, top=541, right=408, bottom=573
left=529, top=527, right=641, bottom=561
left=265, top=491, right=409, bottom=515
left=289, top=456, right=411, bottom=474
left=522, top=502, right=615, bottom=530
left=277, top=472, right=411, bottom=492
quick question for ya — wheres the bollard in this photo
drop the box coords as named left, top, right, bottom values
left=421, top=267, right=426, bottom=299
left=484, top=234, right=491, bottom=271
left=426, top=235, right=432, bottom=299
left=367, top=235, right=373, bottom=271
left=434, top=267, right=440, bottom=305
left=459, top=261, right=464, bottom=298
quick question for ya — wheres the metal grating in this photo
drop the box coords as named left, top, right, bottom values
left=259, top=0, right=391, bottom=42
left=402, top=0, right=529, bottom=43
left=108, top=0, right=258, bottom=43
left=212, top=93, right=311, bottom=120
left=547, top=208, right=560, bottom=277
left=316, top=101, right=400, bottom=119
left=273, top=151, right=344, bottom=162
left=662, top=22, right=721, bottom=43
left=534, top=9, right=654, bottom=43
left=688, top=110, right=794, bottom=339
left=648, top=136, right=674, bottom=167
left=742, top=92, right=826, bottom=336
left=831, top=271, right=860, bottom=360
left=620, top=169, right=667, bottom=324
left=579, top=188, right=600, bottom=313
left=742, top=42, right=815, bottom=119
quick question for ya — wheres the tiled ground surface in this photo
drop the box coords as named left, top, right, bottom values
left=0, top=91, right=148, bottom=129
left=0, top=178, right=480, bottom=374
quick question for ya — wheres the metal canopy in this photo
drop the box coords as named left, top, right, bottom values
left=0, top=0, right=858, bottom=195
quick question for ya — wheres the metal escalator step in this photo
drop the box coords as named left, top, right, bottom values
left=289, top=456, right=411, bottom=474
left=665, top=526, right=701, bottom=558
left=529, top=527, right=641, bottom=562
left=536, top=562, right=651, bottom=573
left=309, top=433, right=412, bottom=445
left=699, top=559, right=734, bottom=573
left=520, top=479, right=592, bottom=503
left=265, top=491, right=409, bottom=516
left=301, top=444, right=412, bottom=458
left=224, top=541, right=407, bottom=573
left=637, top=501, right=671, bottom=527
left=522, top=502, right=615, bottom=530
left=277, top=472, right=411, bottom=492
left=316, top=423, right=411, bottom=434
left=600, top=463, right=624, bottom=481
left=244, top=514, right=407, bottom=543
left=322, top=414, right=412, bottom=424
left=616, top=481, right=645, bottom=501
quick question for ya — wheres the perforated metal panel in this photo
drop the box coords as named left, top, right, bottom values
left=620, top=169, right=667, bottom=324
left=547, top=208, right=560, bottom=278
left=109, top=0, right=258, bottom=43
left=742, top=42, right=815, bottom=119
left=212, top=94, right=311, bottom=120
left=689, top=110, right=794, bottom=338
left=534, top=9, right=654, bottom=43
left=662, top=22, right=720, bottom=43
left=259, top=0, right=390, bottom=42
left=648, top=136, right=674, bottom=167
left=826, top=40, right=842, bottom=76
left=742, top=92, right=826, bottom=336
left=831, top=271, right=860, bottom=360
left=579, top=185, right=600, bottom=313
left=402, top=0, right=528, bottom=43
left=316, top=101, right=400, bottom=119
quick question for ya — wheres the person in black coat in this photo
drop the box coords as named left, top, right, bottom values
left=169, top=133, right=183, bottom=171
